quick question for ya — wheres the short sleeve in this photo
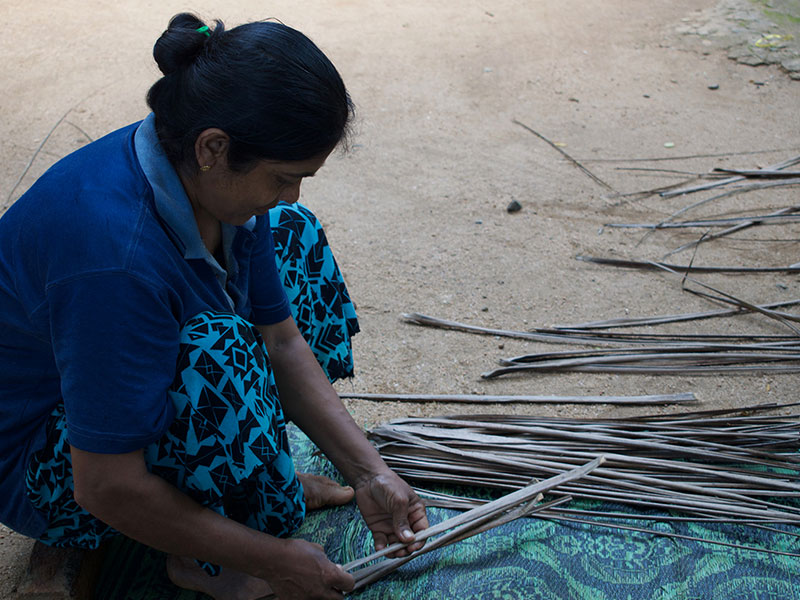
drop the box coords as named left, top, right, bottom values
left=248, top=216, right=291, bottom=326
left=47, top=271, right=180, bottom=453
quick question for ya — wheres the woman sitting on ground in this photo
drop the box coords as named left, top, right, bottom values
left=0, top=13, right=428, bottom=600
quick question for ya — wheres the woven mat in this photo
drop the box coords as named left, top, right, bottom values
left=94, top=428, right=800, bottom=599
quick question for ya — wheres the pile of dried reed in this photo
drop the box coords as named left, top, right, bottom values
left=368, top=403, right=800, bottom=558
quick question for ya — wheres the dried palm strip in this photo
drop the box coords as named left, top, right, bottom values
left=394, top=442, right=800, bottom=497
left=640, top=180, right=800, bottom=249
left=615, top=167, right=702, bottom=176
left=651, top=263, right=800, bottom=335
left=380, top=417, right=798, bottom=488
left=608, top=211, right=800, bottom=229
left=390, top=461, right=796, bottom=521
left=576, top=255, right=800, bottom=274
left=401, top=312, right=591, bottom=344
left=542, top=331, right=795, bottom=344
left=501, top=343, right=800, bottom=362
left=255, top=492, right=569, bottom=600
left=659, top=154, right=800, bottom=198
left=380, top=414, right=800, bottom=467
left=665, top=203, right=800, bottom=257
left=579, top=148, right=800, bottom=163
left=512, top=119, right=616, bottom=192
left=554, top=299, right=800, bottom=330
left=622, top=401, right=799, bottom=422
left=338, top=457, right=603, bottom=590
left=487, top=364, right=800, bottom=375
left=614, top=177, right=800, bottom=206
left=483, top=354, right=800, bottom=378
left=375, top=425, right=800, bottom=499
left=347, top=496, right=572, bottom=592
left=386, top=451, right=799, bottom=525
left=354, top=462, right=604, bottom=554
left=713, top=168, right=800, bottom=178
left=339, top=392, right=697, bottom=405
left=402, top=312, right=796, bottom=345
left=373, top=423, right=800, bottom=519
left=384, top=417, right=800, bottom=469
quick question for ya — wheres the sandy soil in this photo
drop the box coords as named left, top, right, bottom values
left=1, top=0, right=798, bottom=596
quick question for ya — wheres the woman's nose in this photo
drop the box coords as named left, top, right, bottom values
left=278, top=181, right=302, bottom=204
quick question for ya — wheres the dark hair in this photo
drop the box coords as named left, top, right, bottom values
left=146, top=13, right=354, bottom=172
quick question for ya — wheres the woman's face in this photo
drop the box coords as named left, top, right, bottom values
left=193, top=153, right=329, bottom=226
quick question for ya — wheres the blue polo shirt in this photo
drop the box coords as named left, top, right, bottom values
left=0, top=115, right=291, bottom=537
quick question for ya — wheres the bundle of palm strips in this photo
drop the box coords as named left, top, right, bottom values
left=368, top=403, right=800, bottom=557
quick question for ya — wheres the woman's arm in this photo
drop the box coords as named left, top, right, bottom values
left=70, top=446, right=353, bottom=598
left=257, top=317, right=429, bottom=553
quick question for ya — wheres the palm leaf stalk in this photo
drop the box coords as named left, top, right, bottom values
left=401, top=312, right=798, bottom=345
left=339, top=392, right=697, bottom=405
left=484, top=343, right=800, bottom=378
left=605, top=210, right=800, bottom=230
left=554, top=299, right=800, bottom=330
left=575, top=255, right=800, bottom=274
left=658, top=154, right=800, bottom=198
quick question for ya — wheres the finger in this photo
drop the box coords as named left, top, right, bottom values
left=391, top=501, right=414, bottom=543
left=410, top=504, right=430, bottom=533
left=392, top=514, right=415, bottom=544
left=332, top=564, right=355, bottom=593
left=402, top=502, right=430, bottom=553
left=372, top=530, right=388, bottom=551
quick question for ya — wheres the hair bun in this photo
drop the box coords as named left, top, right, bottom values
left=152, top=13, right=217, bottom=76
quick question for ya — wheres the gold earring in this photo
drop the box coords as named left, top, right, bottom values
left=200, top=165, right=211, bottom=172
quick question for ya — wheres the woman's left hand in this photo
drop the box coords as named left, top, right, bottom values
left=354, top=470, right=429, bottom=556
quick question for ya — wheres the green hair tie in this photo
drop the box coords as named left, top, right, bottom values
left=196, top=25, right=211, bottom=37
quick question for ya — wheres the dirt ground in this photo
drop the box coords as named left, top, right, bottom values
left=1, top=0, right=798, bottom=596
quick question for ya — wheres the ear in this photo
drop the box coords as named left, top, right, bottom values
left=194, top=128, right=231, bottom=170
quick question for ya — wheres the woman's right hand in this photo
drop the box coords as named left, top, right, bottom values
left=264, top=538, right=354, bottom=599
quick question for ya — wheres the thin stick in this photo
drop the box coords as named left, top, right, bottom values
left=575, top=255, right=800, bottom=274
left=577, top=148, right=800, bottom=163
left=608, top=211, right=800, bottom=229
left=64, top=120, right=94, bottom=143
left=555, top=299, right=800, bottom=330
left=713, top=168, right=800, bottom=178
left=653, top=262, right=800, bottom=334
left=512, top=119, right=616, bottom=192
left=5, top=110, right=70, bottom=203
left=660, top=155, right=800, bottom=197
left=665, top=204, right=800, bottom=258
left=402, top=311, right=798, bottom=345
left=339, top=392, right=697, bottom=405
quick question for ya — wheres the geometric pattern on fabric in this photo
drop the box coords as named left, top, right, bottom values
left=26, top=312, right=306, bottom=568
left=24, top=403, right=116, bottom=548
left=144, top=311, right=305, bottom=537
left=269, top=202, right=360, bottom=383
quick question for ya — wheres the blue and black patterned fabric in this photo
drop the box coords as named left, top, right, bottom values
left=270, top=202, right=359, bottom=382
left=25, top=202, right=357, bottom=558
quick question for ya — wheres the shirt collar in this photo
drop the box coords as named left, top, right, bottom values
left=133, top=114, right=255, bottom=263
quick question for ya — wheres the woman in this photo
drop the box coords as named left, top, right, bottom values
left=0, top=13, right=428, bottom=600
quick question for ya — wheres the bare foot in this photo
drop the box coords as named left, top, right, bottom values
left=298, top=472, right=354, bottom=510
left=166, top=555, right=272, bottom=600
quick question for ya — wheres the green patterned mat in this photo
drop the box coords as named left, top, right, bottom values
left=95, top=428, right=800, bottom=599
